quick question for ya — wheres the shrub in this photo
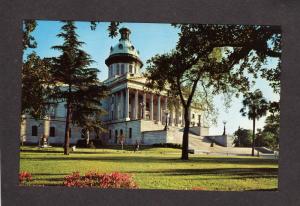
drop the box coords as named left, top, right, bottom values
left=152, top=143, right=182, bottom=149
left=63, top=171, right=138, bottom=189
left=19, top=171, right=32, bottom=186
left=76, top=139, right=103, bottom=148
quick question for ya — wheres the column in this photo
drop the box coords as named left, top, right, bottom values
left=125, top=88, right=129, bottom=119
left=134, top=90, right=139, bottom=119
left=157, top=95, right=161, bottom=123
left=112, top=93, right=115, bottom=120
left=116, top=92, right=119, bottom=120
left=109, top=95, right=112, bottom=120
left=143, top=93, right=146, bottom=119
left=43, top=115, right=50, bottom=138
left=120, top=90, right=124, bottom=119
left=169, top=106, right=173, bottom=126
left=164, top=97, right=168, bottom=123
left=150, top=93, right=153, bottom=121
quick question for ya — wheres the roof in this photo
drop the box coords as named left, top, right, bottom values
left=105, top=27, right=143, bottom=67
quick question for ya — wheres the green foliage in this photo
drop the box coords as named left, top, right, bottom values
left=90, top=21, right=121, bottom=38
left=233, top=127, right=252, bottom=147
left=50, top=21, right=108, bottom=154
left=256, top=113, right=280, bottom=150
left=240, top=89, right=269, bottom=120
left=21, top=52, right=52, bottom=119
left=23, top=20, right=37, bottom=49
left=174, top=24, right=281, bottom=94
left=152, top=143, right=182, bottom=149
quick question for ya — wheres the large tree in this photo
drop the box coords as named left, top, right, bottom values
left=240, top=89, right=269, bottom=156
left=50, top=21, right=108, bottom=155
left=146, top=46, right=237, bottom=160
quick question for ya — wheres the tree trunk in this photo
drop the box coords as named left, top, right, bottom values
left=64, top=102, right=71, bottom=155
left=181, top=106, right=190, bottom=160
left=252, top=118, right=256, bottom=156
left=86, top=129, right=90, bottom=145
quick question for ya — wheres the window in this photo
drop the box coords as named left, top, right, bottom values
left=129, top=128, right=132, bottom=138
left=116, top=64, right=120, bottom=75
left=118, top=44, right=123, bottom=49
left=109, top=130, right=112, bottom=139
left=121, top=64, right=125, bottom=74
left=192, top=114, right=195, bottom=119
left=120, top=129, right=123, bottom=135
left=115, top=130, right=118, bottom=143
left=109, top=65, right=112, bottom=77
left=50, top=127, right=56, bottom=137
left=31, top=126, right=38, bottom=136
left=129, top=65, right=133, bottom=73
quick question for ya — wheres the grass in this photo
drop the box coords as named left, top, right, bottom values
left=20, top=146, right=278, bottom=191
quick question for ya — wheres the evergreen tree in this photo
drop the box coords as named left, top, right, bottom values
left=51, top=21, right=108, bottom=155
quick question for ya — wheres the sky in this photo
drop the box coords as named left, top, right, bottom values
left=24, top=20, right=280, bottom=135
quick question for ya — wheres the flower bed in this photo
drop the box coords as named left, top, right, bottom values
left=63, top=171, right=138, bottom=189
left=19, top=171, right=32, bottom=186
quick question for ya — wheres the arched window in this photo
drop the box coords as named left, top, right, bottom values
left=109, top=130, right=112, bottom=139
left=115, top=130, right=118, bottom=143
left=129, top=64, right=133, bottom=73
left=129, top=128, right=132, bottom=138
left=32, top=125, right=38, bottom=136
left=120, top=129, right=123, bottom=135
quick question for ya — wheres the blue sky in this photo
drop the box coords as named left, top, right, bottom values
left=24, top=21, right=280, bottom=135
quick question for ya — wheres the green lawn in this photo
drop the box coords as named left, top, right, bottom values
left=20, top=146, right=278, bottom=191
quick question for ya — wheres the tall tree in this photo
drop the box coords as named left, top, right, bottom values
left=240, top=89, right=269, bottom=156
left=50, top=21, right=108, bottom=155
left=146, top=46, right=236, bottom=160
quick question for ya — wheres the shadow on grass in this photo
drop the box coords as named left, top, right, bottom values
left=21, top=154, right=278, bottom=166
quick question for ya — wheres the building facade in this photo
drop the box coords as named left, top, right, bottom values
left=20, top=28, right=209, bottom=146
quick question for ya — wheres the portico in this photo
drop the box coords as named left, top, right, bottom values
left=108, top=88, right=172, bottom=124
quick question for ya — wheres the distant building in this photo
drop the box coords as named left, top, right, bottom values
left=20, top=28, right=209, bottom=146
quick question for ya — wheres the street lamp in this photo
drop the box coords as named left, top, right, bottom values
left=222, top=120, right=227, bottom=135
left=164, top=109, right=169, bottom=130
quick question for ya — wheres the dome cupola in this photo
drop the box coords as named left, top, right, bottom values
left=105, top=27, right=143, bottom=79
left=105, top=27, right=143, bottom=67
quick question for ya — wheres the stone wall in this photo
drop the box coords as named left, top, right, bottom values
left=189, top=126, right=209, bottom=136
left=22, top=116, right=96, bottom=146
left=205, top=135, right=235, bottom=147
left=142, top=130, right=167, bottom=145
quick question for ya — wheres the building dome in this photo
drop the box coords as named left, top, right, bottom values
left=105, top=28, right=143, bottom=67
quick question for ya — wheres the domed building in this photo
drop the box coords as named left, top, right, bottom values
left=20, top=27, right=209, bottom=146
left=100, top=27, right=207, bottom=145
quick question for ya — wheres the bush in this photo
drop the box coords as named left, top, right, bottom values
left=76, top=139, right=103, bottom=148
left=63, top=171, right=138, bottom=189
left=19, top=171, right=32, bottom=186
left=152, top=143, right=182, bottom=149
